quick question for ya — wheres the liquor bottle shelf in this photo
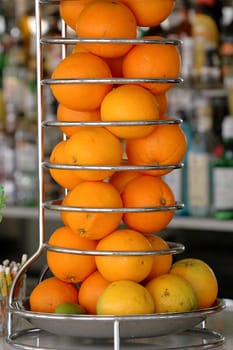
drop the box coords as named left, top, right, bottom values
left=2, top=206, right=233, bottom=233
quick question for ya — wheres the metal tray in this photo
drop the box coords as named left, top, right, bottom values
left=11, top=299, right=225, bottom=339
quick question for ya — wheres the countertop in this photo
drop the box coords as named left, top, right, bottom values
left=1, top=299, right=233, bottom=349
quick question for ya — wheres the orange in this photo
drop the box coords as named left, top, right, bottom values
left=104, top=56, right=124, bottom=77
left=29, top=276, right=79, bottom=313
left=126, top=118, right=187, bottom=176
left=76, top=0, right=137, bottom=58
left=100, top=84, right=159, bottom=139
left=118, top=0, right=175, bottom=27
left=170, top=258, right=218, bottom=309
left=97, top=280, right=155, bottom=315
left=121, top=175, right=175, bottom=233
left=61, top=181, right=123, bottom=240
left=59, top=0, right=92, bottom=31
left=123, top=36, right=181, bottom=95
left=51, top=52, right=113, bottom=111
left=73, top=43, right=124, bottom=77
left=109, top=169, right=140, bottom=193
left=64, top=126, right=123, bottom=181
left=49, top=140, right=83, bottom=190
left=72, top=43, right=89, bottom=54
left=95, top=228, right=154, bottom=282
left=47, top=226, right=97, bottom=283
left=72, top=43, right=124, bottom=77
left=144, top=235, right=173, bottom=282
left=57, top=104, right=101, bottom=137
left=154, top=93, right=168, bottom=117
left=78, top=271, right=110, bottom=314
left=146, top=274, right=198, bottom=313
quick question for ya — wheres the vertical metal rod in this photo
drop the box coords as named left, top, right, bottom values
left=60, top=17, right=69, bottom=201
left=114, top=320, right=120, bottom=350
left=61, top=16, right=67, bottom=60
left=7, top=0, right=46, bottom=339
left=201, top=319, right=207, bottom=329
left=35, top=0, right=45, bottom=249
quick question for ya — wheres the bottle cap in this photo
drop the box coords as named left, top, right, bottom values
left=222, top=116, right=233, bottom=139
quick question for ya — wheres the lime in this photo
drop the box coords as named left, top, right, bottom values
left=54, top=302, right=86, bottom=314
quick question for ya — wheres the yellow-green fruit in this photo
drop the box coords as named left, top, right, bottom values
left=97, top=280, right=155, bottom=315
left=54, top=302, right=86, bottom=314
left=146, top=273, right=198, bottom=313
left=170, top=258, right=218, bottom=309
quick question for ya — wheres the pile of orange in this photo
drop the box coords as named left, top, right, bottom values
left=29, top=0, right=219, bottom=317
left=30, top=241, right=219, bottom=315
left=60, top=0, right=175, bottom=33
left=51, top=0, right=181, bottom=112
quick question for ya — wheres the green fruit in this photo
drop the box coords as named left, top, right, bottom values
left=54, top=302, right=86, bottom=315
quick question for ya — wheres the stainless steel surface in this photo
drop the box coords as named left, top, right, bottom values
left=40, top=37, right=183, bottom=45
left=5, top=329, right=225, bottom=349
left=42, top=77, right=184, bottom=85
left=44, top=241, right=185, bottom=257
left=9, top=299, right=224, bottom=339
left=2, top=299, right=232, bottom=350
left=43, top=200, right=184, bottom=214
left=42, top=118, right=183, bottom=127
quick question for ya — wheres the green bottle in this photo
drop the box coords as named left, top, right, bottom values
left=213, top=116, right=233, bottom=220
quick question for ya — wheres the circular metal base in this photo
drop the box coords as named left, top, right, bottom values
left=7, top=327, right=225, bottom=350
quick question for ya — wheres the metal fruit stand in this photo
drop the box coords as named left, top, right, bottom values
left=6, top=0, right=225, bottom=349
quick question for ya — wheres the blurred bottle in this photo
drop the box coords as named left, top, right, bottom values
left=168, top=2, right=195, bottom=84
left=163, top=167, right=182, bottom=215
left=222, top=8, right=233, bottom=116
left=187, top=96, right=217, bottom=217
left=165, top=81, right=194, bottom=216
left=191, top=0, right=221, bottom=85
left=14, top=76, right=39, bottom=207
left=195, top=0, right=222, bottom=30
left=180, top=36, right=195, bottom=85
left=0, top=2, right=6, bottom=130
left=43, top=15, right=62, bottom=77
left=168, top=2, right=192, bottom=38
left=220, top=4, right=233, bottom=83
left=213, top=116, right=233, bottom=220
left=164, top=109, right=193, bottom=216
left=179, top=110, right=193, bottom=216
left=0, top=59, right=6, bottom=131
left=199, top=43, right=221, bottom=88
left=0, top=104, right=17, bottom=205
left=2, top=24, right=28, bottom=114
left=14, top=116, right=38, bottom=206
